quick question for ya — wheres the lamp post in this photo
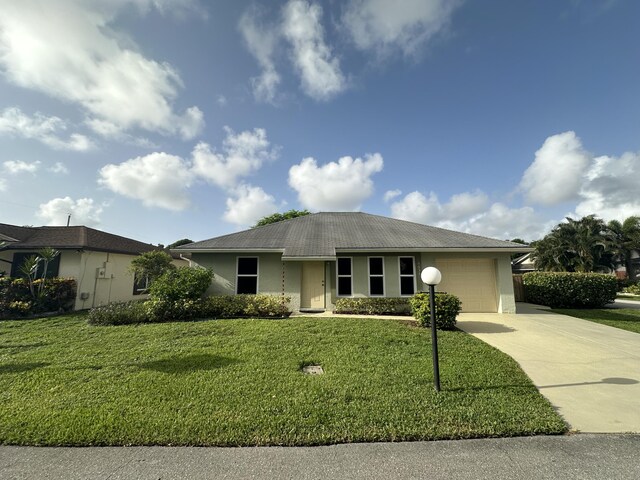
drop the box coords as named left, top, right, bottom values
left=420, top=267, right=442, bottom=392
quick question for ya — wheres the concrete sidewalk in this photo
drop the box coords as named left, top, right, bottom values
left=457, top=303, right=640, bottom=433
left=1, top=434, right=639, bottom=480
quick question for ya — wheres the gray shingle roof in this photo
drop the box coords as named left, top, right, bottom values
left=0, top=224, right=157, bottom=255
left=176, top=212, right=530, bottom=258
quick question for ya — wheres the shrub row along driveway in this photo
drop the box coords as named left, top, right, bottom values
left=457, top=303, right=640, bottom=433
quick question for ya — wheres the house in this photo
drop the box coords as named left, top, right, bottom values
left=175, top=212, right=531, bottom=313
left=0, top=223, right=160, bottom=310
left=511, top=252, right=536, bottom=274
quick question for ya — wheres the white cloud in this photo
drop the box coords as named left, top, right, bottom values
left=390, top=190, right=545, bottom=240
left=520, top=131, right=591, bottom=206
left=0, top=179, right=7, bottom=191
left=282, top=0, right=346, bottom=100
left=239, top=6, right=282, bottom=103
left=0, top=107, right=94, bottom=151
left=192, top=127, right=278, bottom=189
left=49, top=162, right=69, bottom=174
left=0, top=1, right=203, bottom=139
left=37, top=197, right=103, bottom=226
left=288, top=153, right=383, bottom=210
left=574, top=151, right=640, bottom=221
left=519, top=132, right=640, bottom=223
left=383, top=189, right=402, bottom=202
left=223, top=184, right=279, bottom=227
left=216, top=94, right=227, bottom=106
left=98, top=152, right=194, bottom=211
left=3, top=159, right=41, bottom=175
left=342, top=0, right=460, bottom=56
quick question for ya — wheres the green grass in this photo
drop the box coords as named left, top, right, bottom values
left=617, top=295, right=640, bottom=302
left=552, top=308, right=640, bottom=334
left=0, top=315, right=566, bottom=446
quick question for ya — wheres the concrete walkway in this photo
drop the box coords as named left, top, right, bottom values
left=1, top=435, right=639, bottom=480
left=457, top=303, right=640, bottom=433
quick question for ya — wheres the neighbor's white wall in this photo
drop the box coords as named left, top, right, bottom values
left=63, top=251, right=146, bottom=310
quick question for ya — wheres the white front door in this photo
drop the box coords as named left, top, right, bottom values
left=301, top=262, right=325, bottom=309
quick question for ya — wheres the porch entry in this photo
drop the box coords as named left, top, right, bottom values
left=301, top=262, right=325, bottom=310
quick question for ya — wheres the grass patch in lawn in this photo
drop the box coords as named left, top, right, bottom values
left=552, top=308, right=640, bottom=334
left=0, top=315, right=566, bottom=446
left=617, top=295, right=640, bottom=302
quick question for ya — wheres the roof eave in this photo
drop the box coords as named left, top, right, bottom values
left=336, top=247, right=534, bottom=253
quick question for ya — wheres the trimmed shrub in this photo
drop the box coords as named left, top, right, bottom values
left=523, top=272, right=617, bottom=308
left=622, top=283, right=640, bottom=295
left=88, top=301, right=149, bottom=326
left=88, top=294, right=292, bottom=325
left=0, top=276, right=76, bottom=319
left=201, top=294, right=291, bottom=318
left=149, top=267, right=213, bottom=302
left=409, top=292, right=462, bottom=330
left=333, top=297, right=412, bottom=315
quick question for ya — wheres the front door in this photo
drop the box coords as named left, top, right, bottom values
left=301, top=262, right=325, bottom=309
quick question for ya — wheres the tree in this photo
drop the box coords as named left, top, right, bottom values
left=129, top=250, right=175, bottom=284
left=253, top=209, right=310, bottom=227
left=168, top=238, right=194, bottom=249
left=532, top=215, right=613, bottom=273
left=606, top=216, right=640, bottom=279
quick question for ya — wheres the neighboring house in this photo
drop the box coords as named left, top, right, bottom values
left=175, top=212, right=530, bottom=313
left=0, top=223, right=159, bottom=310
left=511, top=252, right=536, bottom=274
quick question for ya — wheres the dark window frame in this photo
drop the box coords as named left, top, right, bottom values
left=336, top=257, right=353, bottom=297
left=236, top=256, right=259, bottom=294
left=368, top=256, right=385, bottom=296
left=398, top=256, right=416, bottom=296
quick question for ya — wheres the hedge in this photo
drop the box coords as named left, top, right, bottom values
left=333, top=297, right=412, bottom=316
left=409, top=292, right=462, bottom=330
left=622, top=283, right=640, bottom=295
left=0, top=277, right=76, bottom=319
left=88, top=294, right=292, bottom=326
left=523, top=272, right=617, bottom=308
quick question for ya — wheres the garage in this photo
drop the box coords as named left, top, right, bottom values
left=435, top=258, right=498, bottom=312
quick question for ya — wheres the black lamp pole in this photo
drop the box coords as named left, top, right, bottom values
left=429, top=284, right=441, bottom=392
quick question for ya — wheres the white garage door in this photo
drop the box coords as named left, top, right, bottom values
left=435, top=258, right=498, bottom=312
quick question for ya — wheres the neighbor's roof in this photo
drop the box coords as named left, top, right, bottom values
left=176, top=212, right=531, bottom=259
left=0, top=223, right=157, bottom=256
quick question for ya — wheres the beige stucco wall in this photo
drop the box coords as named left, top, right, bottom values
left=1, top=249, right=146, bottom=310
left=60, top=250, right=147, bottom=310
left=419, top=252, right=516, bottom=313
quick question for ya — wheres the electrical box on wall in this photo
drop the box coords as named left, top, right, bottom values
left=80, top=292, right=90, bottom=300
left=96, top=267, right=106, bottom=278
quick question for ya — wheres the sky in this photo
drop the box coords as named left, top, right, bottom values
left=0, top=0, right=639, bottom=246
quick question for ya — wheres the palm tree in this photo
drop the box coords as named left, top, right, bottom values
left=532, top=215, right=613, bottom=273
left=606, top=216, right=640, bottom=279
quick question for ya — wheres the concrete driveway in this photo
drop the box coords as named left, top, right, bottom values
left=457, top=303, right=640, bottom=433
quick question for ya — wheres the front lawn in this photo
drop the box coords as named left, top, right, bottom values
left=0, top=315, right=566, bottom=446
left=552, top=308, right=640, bottom=334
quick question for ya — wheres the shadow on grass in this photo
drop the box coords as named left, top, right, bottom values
left=0, top=342, right=48, bottom=352
left=0, top=362, right=50, bottom=374
left=140, top=354, right=241, bottom=374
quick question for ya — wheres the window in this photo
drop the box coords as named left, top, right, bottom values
left=337, top=257, right=352, bottom=296
left=132, top=273, right=150, bottom=295
left=236, top=257, right=258, bottom=294
left=368, top=257, right=385, bottom=296
left=399, top=256, right=416, bottom=296
left=10, top=252, right=60, bottom=278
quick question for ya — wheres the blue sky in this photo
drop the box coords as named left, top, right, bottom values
left=1, top=0, right=639, bottom=245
